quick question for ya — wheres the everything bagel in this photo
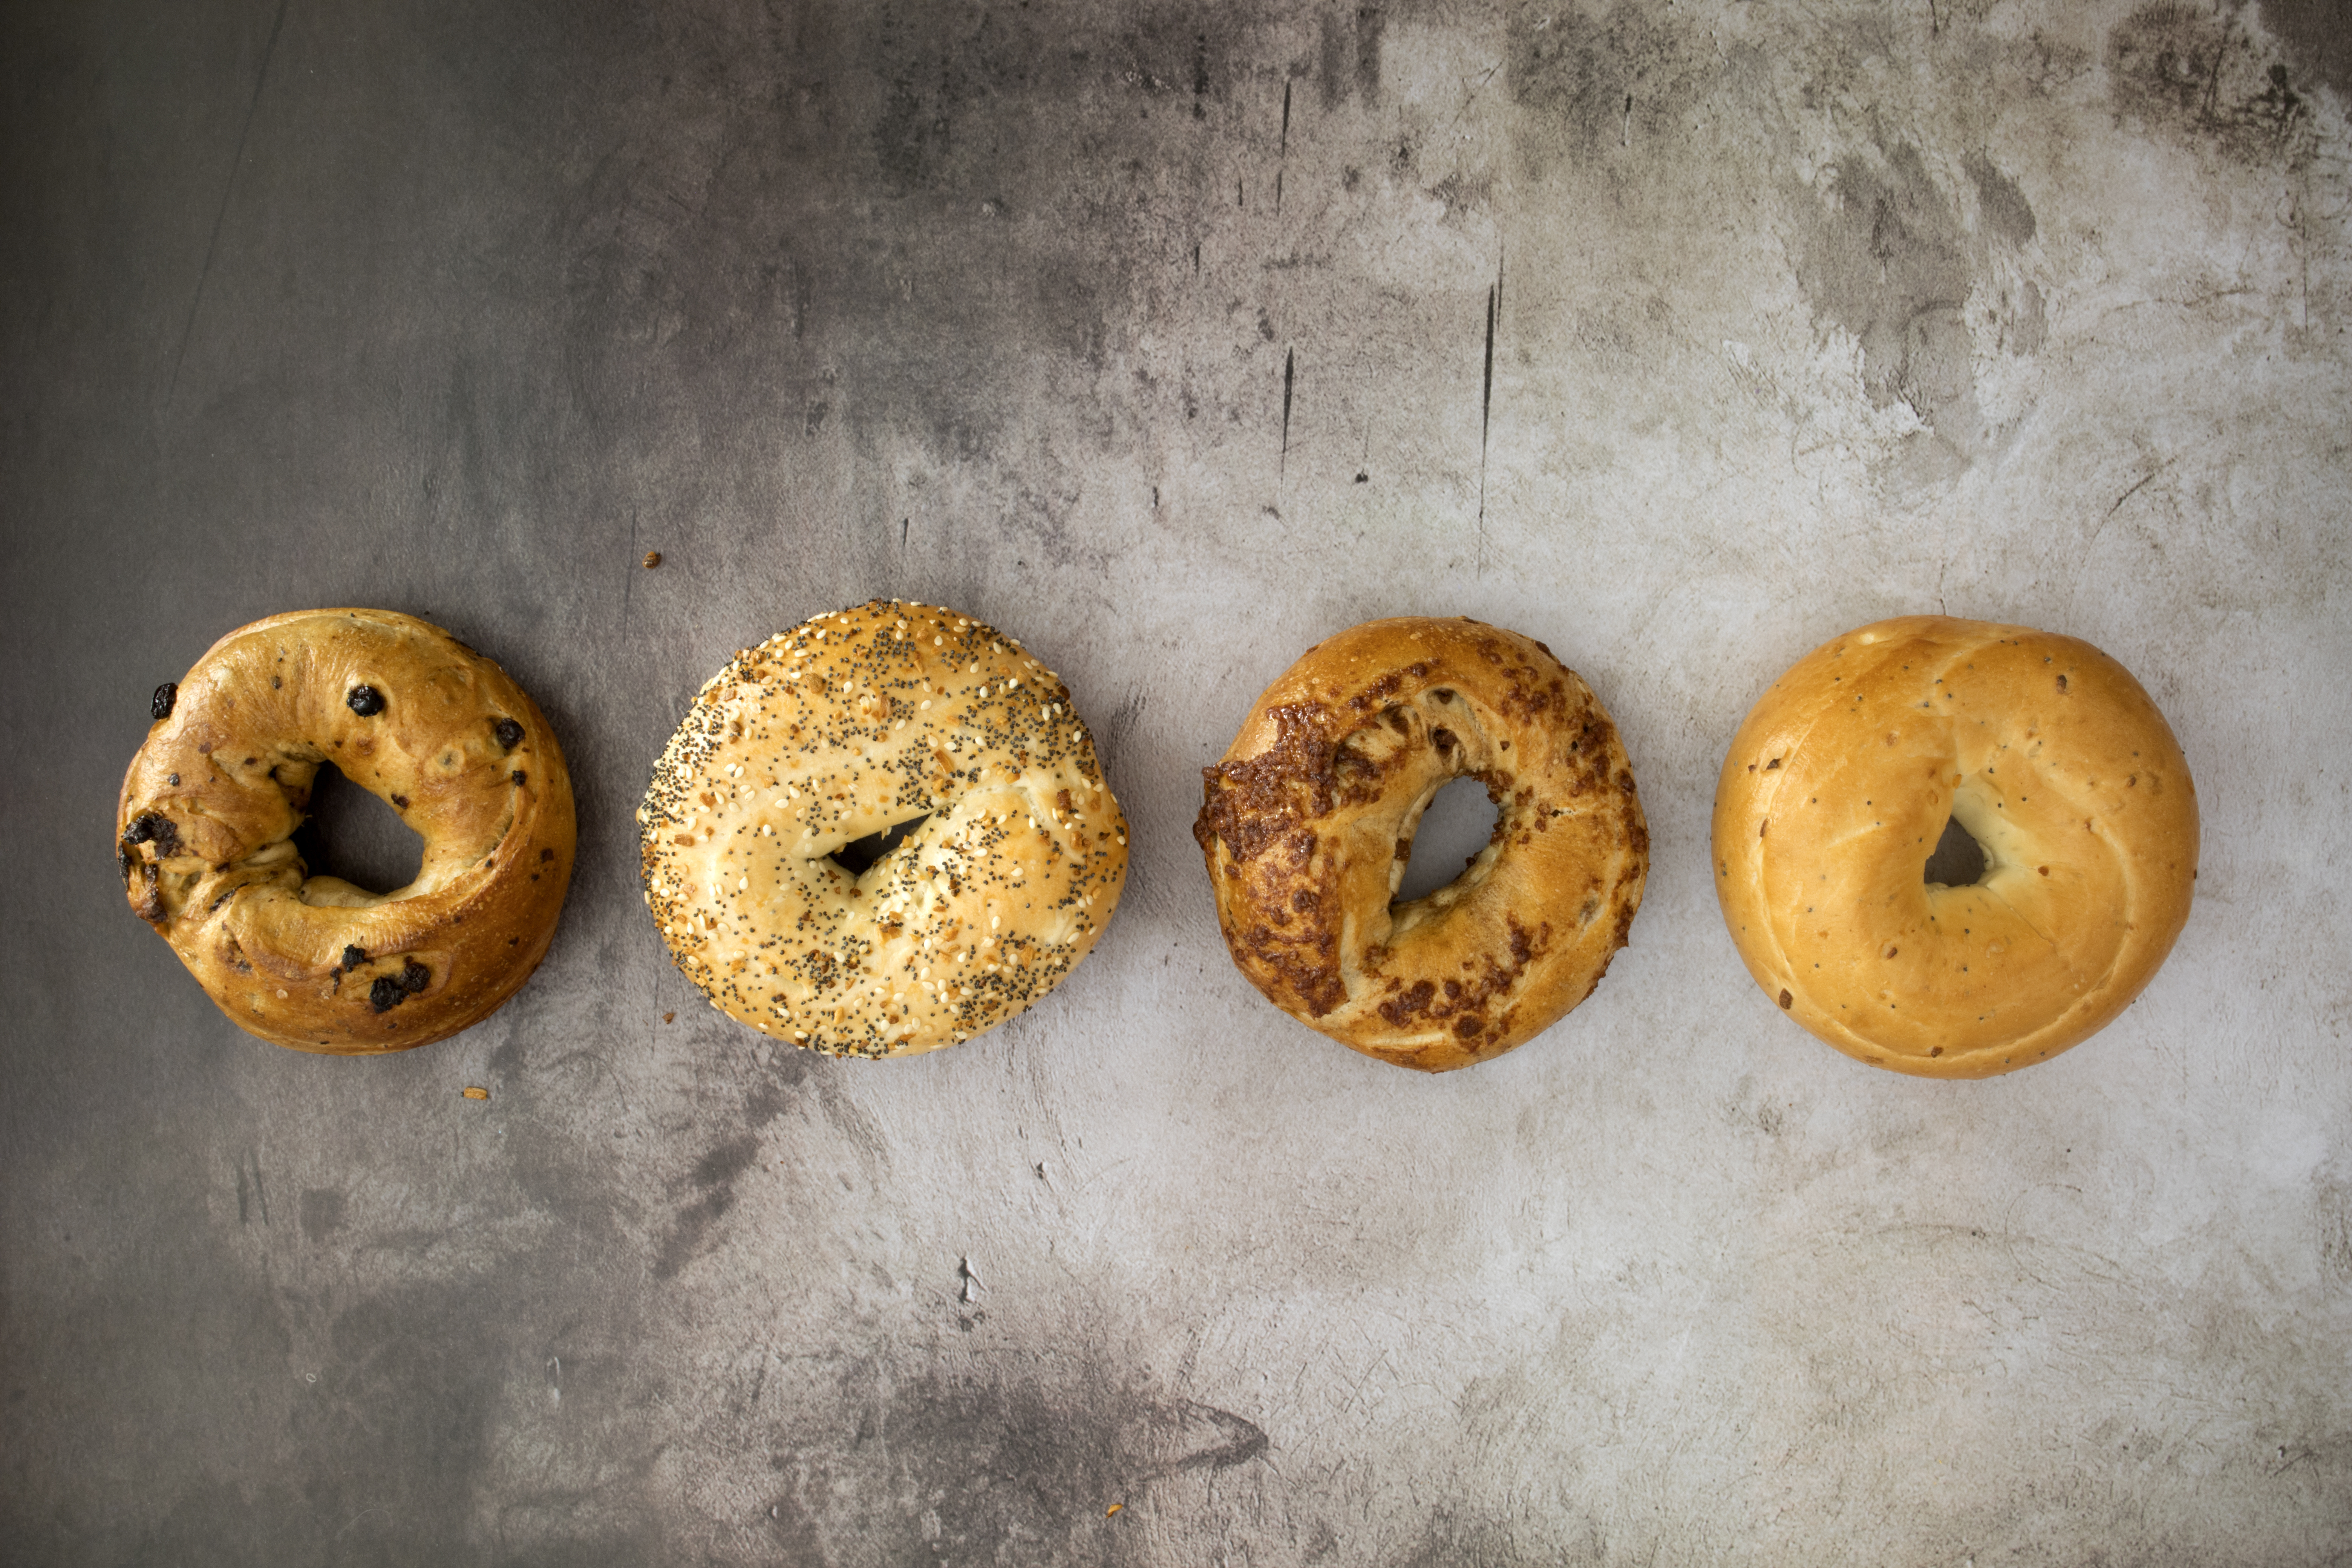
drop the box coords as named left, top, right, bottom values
left=1194, top=617, right=1648, bottom=1072
left=1712, top=615, right=2198, bottom=1077
left=116, top=609, right=575, bottom=1052
left=639, top=600, right=1127, bottom=1058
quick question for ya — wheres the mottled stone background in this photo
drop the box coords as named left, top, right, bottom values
left=4, top=0, right=2349, bottom=1562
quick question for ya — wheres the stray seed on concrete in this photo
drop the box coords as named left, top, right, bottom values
left=643, top=551, right=662, bottom=568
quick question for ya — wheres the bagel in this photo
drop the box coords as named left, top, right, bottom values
left=1193, top=617, right=1649, bottom=1072
left=116, top=609, right=576, bottom=1053
left=1711, top=615, right=2198, bottom=1077
left=638, top=600, right=1127, bottom=1058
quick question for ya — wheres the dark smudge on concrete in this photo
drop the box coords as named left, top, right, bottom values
left=652, top=1062, right=810, bottom=1281
left=1964, top=150, right=2037, bottom=247
left=1319, top=5, right=1389, bottom=109
left=297, top=1186, right=346, bottom=1241
left=1505, top=3, right=1698, bottom=176
left=1792, top=140, right=1979, bottom=430
left=2107, top=3, right=2316, bottom=165
left=2256, top=0, right=2352, bottom=100
left=766, top=1362, right=1272, bottom=1563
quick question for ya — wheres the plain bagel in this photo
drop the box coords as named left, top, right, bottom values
left=1711, top=615, right=2198, bottom=1077
left=1194, top=616, right=1649, bottom=1072
left=639, top=600, right=1128, bottom=1058
left=116, top=609, right=575, bottom=1053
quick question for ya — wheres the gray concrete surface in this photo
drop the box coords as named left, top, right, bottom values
left=5, top=0, right=2350, bottom=1562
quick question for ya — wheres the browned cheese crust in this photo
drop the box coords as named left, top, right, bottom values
left=638, top=600, right=1129, bottom=1058
left=1194, top=617, right=1649, bottom=1072
left=116, top=609, right=576, bottom=1053
left=1711, top=615, right=2199, bottom=1078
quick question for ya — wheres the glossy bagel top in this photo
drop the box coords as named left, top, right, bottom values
left=1712, top=615, right=2197, bottom=1077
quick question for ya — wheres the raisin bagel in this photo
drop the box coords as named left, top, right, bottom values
left=639, top=600, right=1128, bottom=1058
left=116, top=609, right=575, bottom=1053
left=1194, top=616, right=1649, bottom=1072
left=1711, top=615, right=2199, bottom=1077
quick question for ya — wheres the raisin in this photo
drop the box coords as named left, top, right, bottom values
left=510, top=770, right=526, bottom=786
left=400, top=959, right=429, bottom=994
left=347, top=685, right=386, bottom=716
left=369, top=977, right=404, bottom=1012
left=120, top=812, right=178, bottom=853
left=494, top=718, right=524, bottom=749
left=340, top=945, right=366, bottom=970
left=151, top=683, right=177, bottom=720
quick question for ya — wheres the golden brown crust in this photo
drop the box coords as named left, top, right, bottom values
left=116, top=609, right=576, bottom=1053
left=1710, top=615, right=2199, bottom=1078
left=639, top=600, right=1128, bottom=1058
left=1194, top=617, right=1649, bottom=1072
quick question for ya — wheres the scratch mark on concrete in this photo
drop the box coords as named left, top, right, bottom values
left=2202, top=17, right=2231, bottom=120
left=2102, top=466, right=2163, bottom=525
left=1476, top=254, right=1501, bottom=563
left=237, top=1151, right=270, bottom=1226
left=1144, top=1403, right=1270, bottom=1478
left=1280, top=78, right=1292, bottom=156
left=2082, top=458, right=2176, bottom=566
left=333, top=1506, right=392, bottom=1542
left=622, top=509, right=638, bottom=635
left=1280, top=346, right=1295, bottom=478
left=170, top=0, right=292, bottom=404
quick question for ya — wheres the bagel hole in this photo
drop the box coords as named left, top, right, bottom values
left=1394, top=778, right=1499, bottom=903
left=1924, top=815, right=1987, bottom=887
left=291, top=763, right=424, bottom=895
left=829, top=815, right=929, bottom=877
